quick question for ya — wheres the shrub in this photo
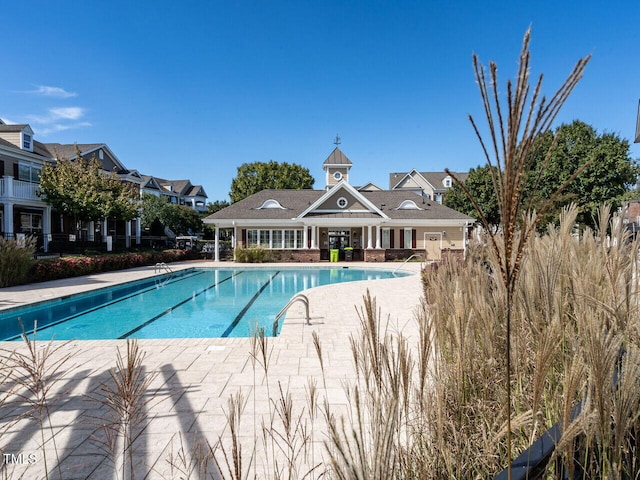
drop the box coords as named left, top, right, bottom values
left=26, top=249, right=195, bottom=284
left=0, top=236, right=36, bottom=287
left=234, top=247, right=274, bottom=263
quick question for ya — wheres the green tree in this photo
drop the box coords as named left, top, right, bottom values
left=444, top=165, right=499, bottom=225
left=533, top=120, right=639, bottom=227
left=140, top=194, right=203, bottom=236
left=205, top=200, right=230, bottom=214
left=39, top=150, right=138, bottom=235
left=229, top=160, right=314, bottom=203
left=445, top=120, right=639, bottom=228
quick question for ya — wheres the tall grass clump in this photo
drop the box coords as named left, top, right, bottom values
left=91, top=340, right=155, bottom=480
left=0, top=236, right=36, bottom=287
left=420, top=205, right=640, bottom=477
left=445, top=28, right=590, bottom=473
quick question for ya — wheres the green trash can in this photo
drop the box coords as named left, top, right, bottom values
left=330, top=249, right=339, bottom=262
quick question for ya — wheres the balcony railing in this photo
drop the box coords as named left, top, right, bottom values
left=0, top=177, right=41, bottom=201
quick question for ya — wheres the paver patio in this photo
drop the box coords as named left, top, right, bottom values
left=0, top=261, right=423, bottom=479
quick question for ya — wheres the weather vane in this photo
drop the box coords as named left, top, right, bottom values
left=334, top=134, right=341, bottom=146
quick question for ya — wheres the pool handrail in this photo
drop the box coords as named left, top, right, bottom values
left=393, top=254, right=425, bottom=274
left=272, top=293, right=311, bottom=335
left=154, top=262, right=173, bottom=274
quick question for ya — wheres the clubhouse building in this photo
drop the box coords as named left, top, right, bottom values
left=204, top=148, right=474, bottom=262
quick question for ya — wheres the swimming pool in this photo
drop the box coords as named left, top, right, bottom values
left=0, top=267, right=409, bottom=341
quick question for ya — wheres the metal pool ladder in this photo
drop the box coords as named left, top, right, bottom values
left=272, top=294, right=311, bottom=336
left=154, top=262, right=173, bottom=288
left=393, top=253, right=425, bottom=275
left=154, top=262, right=173, bottom=274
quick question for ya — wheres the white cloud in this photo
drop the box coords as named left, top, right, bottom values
left=26, top=107, right=91, bottom=137
left=31, top=85, right=77, bottom=98
left=49, top=107, right=85, bottom=120
left=37, top=121, right=92, bottom=136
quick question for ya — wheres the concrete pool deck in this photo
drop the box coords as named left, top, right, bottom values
left=0, top=260, right=424, bottom=479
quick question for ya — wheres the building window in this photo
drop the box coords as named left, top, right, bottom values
left=444, top=177, right=452, bottom=188
left=333, top=171, right=342, bottom=181
left=22, top=133, right=32, bottom=150
left=382, top=228, right=391, bottom=249
left=18, top=162, right=41, bottom=183
left=272, top=230, right=283, bottom=248
left=247, top=229, right=258, bottom=246
left=404, top=227, right=412, bottom=249
left=20, top=213, right=42, bottom=234
left=259, top=230, right=270, bottom=246
left=258, top=199, right=286, bottom=209
left=284, top=230, right=295, bottom=248
left=246, top=229, right=302, bottom=249
left=337, top=197, right=348, bottom=209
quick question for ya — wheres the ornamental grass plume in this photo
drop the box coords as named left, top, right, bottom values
left=446, top=28, right=590, bottom=475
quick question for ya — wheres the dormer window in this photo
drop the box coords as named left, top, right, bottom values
left=22, top=133, right=32, bottom=151
left=397, top=200, right=421, bottom=210
left=443, top=176, right=452, bottom=188
left=257, top=199, right=286, bottom=209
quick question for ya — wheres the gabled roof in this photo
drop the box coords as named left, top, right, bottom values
left=0, top=136, right=53, bottom=160
left=389, top=170, right=469, bottom=190
left=43, top=143, right=128, bottom=173
left=155, top=178, right=192, bottom=196
left=298, top=180, right=387, bottom=219
left=185, top=185, right=208, bottom=198
left=390, top=169, right=430, bottom=190
left=322, top=147, right=352, bottom=167
left=358, top=182, right=383, bottom=191
left=0, top=123, right=32, bottom=133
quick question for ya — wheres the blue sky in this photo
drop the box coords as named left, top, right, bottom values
left=2, top=1, right=640, bottom=202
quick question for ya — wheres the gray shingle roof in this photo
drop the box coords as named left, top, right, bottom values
left=206, top=188, right=474, bottom=222
left=43, top=143, right=103, bottom=160
left=0, top=124, right=29, bottom=133
left=322, top=147, right=352, bottom=166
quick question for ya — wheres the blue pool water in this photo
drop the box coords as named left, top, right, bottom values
left=0, top=267, right=409, bottom=341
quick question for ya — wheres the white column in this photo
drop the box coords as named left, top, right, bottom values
left=88, top=221, right=95, bottom=242
left=102, top=219, right=108, bottom=243
left=311, top=225, right=317, bottom=249
left=303, top=226, right=309, bottom=249
left=375, top=225, right=381, bottom=249
left=4, top=202, right=13, bottom=238
left=232, top=226, right=237, bottom=261
left=125, top=220, right=132, bottom=248
left=367, top=225, right=373, bottom=249
left=214, top=226, right=220, bottom=262
left=136, top=217, right=142, bottom=245
left=43, top=206, right=51, bottom=252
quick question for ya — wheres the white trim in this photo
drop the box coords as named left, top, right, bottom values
left=298, top=180, right=389, bottom=219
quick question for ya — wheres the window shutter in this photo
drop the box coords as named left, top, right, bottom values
left=412, top=229, right=417, bottom=248
left=307, top=227, right=311, bottom=248
left=390, top=229, right=395, bottom=248
left=399, top=229, right=404, bottom=248
left=13, top=163, right=19, bottom=179
left=241, top=229, right=246, bottom=248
